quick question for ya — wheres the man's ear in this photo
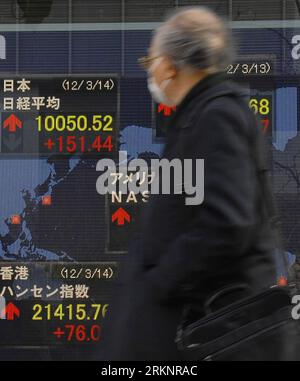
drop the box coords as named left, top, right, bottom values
left=163, top=56, right=177, bottom=79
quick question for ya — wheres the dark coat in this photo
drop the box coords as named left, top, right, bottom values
left=102, top=73, right=276, bottom=361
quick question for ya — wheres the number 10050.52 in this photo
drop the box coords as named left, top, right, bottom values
left=36, top=114, right=113, bottom=133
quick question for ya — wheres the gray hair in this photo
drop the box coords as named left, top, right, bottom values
left=154, top=6, right=234, bottom=72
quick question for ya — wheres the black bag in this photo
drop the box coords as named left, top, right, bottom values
left=175, top=93, right=294, bottom=361
left=175, top=284, right=292, bottom=361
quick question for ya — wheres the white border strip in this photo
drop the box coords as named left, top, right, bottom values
left=0, top=20, right=300, bottom=32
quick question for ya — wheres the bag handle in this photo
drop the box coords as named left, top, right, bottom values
left=176, top=283, right=251, bottom=349
left=204, top=283, right=250, bottom=314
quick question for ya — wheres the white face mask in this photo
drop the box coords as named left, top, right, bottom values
left=147, top=76, right=173, bottom=106
left=147, top=57, right=175, bottom=106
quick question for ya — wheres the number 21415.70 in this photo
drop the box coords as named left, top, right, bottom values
left=32, top=303, right=108, bottom=321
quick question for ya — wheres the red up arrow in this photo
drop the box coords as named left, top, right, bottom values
left=158, top=103, right=176, bottom=116
left=1, top=302, right=20, bottom=320
left=3, top=114, right=22, bottom=132
left=112, top=207, right=131, bottom=226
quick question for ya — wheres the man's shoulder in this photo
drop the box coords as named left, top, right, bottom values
left=198, top=80, right=254, bottom=125
left=189, top=81, right=257, bottom=143
left=174, top=78, right=255, bottom=137
left=202, top=80, right=249, bottom=110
